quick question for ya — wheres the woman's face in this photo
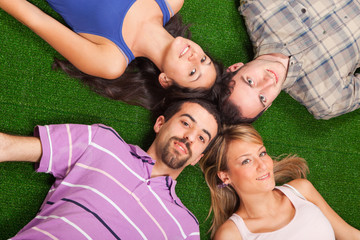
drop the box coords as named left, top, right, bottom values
left=219, top=140, right=275, bottom=195
left=160, top=37, right=217, bottom=89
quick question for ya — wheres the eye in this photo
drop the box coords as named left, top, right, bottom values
left=190, top=68, right=196, bottom=76
left=241, top=159, right=250, bottom=165
left=259, top=151, right=267, bottom=157
left=247, top=78, right=254, bottom=86
left=260, top=94, right=267, bottom=103
left=201, top=56, right=207, bottom=63
left=182, top=121, right=189, bottom=127
left=199, top=135, right=205, bottom=143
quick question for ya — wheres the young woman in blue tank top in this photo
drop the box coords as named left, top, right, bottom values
left=0, top=0, right=226, bottom=109
left=200, top=124, right=360, bottom=240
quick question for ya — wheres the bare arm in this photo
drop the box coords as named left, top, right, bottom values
left=289, top=179, right=360, bottom=240
left=0, top=132, right=42, bottom=163
left=0, top=0, right=126, bottom=79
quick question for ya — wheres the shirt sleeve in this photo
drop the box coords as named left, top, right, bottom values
left=34, top=124, right=99, bottom=179
left=307, top=74, right=360, bottom=120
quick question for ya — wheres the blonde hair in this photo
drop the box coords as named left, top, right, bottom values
left=199, top=124, right=308, bottom=238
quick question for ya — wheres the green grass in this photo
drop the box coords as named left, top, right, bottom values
left=0, top=0, right=359, bottom=239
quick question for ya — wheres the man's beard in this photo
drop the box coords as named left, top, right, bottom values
left=161, top=137, right=192, bottom=169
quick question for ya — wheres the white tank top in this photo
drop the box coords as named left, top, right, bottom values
left=229, top=184, right=335, bottom=240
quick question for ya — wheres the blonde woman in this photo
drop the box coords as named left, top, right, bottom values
left=200, top=124, right=360, bottom=240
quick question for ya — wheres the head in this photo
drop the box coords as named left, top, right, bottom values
left=201, top=124, right=274, bottom=199
left=224, top=55, right=288, bottom=121
left=159, top=36, right=217, bottom=90
left=149, top=98, right=220, bottom=177
left=216, top=126, right=275, bottom=196
left=200, top=124, right=308, bottom=237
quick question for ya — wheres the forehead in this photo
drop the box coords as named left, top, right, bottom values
left=227, top=140, right=263, bottom=158
left=172, top=102, right=218, bottom=138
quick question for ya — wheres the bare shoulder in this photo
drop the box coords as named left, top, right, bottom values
left=287, top=179, right=317, bottom=200
left=166, top=0, right=184, bottom=15
left=214, top=219, right=242, bottom=240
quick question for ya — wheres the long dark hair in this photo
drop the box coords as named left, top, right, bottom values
left=52, top=14, right=224, bottom=110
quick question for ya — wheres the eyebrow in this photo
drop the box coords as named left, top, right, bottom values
left=239, top=145, right=265, bottom=157
left=180, top=113, right=212, bottom=140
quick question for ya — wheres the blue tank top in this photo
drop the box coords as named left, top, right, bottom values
left=46, top=0, right=173, bottom=65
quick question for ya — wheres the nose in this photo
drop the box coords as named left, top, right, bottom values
left=256, top=158, right=267, bottom=171
left=258, top=72, right=275, bottom=90
left=184, top=130, right=196, bottom=144
left=188, top=50, right=199, bottom=62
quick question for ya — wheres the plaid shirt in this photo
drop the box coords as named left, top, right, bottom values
left=240, top=0, right=360, bottom=119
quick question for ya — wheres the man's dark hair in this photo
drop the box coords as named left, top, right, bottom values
left=221, top=99, right=265, bottom=124
left=162, top=98, right=221, bottom=132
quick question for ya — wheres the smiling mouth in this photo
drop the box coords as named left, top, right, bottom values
left=266, top=69, right=278, bottom=84
left=180, top=45, right=190, bottom=58
left=256, top=173, right=270, bottom=180
left=174, top=141, right=188, bottom=154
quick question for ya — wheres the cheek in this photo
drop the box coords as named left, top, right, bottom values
left=228, top=167, right=249, bottom=182
left=265, top=158, right=274, bottom=170
left=192, top=142, right=205, bottom=155
left=165, top=63, right=186, bottom=79
left=267, top=89, right=281, bottom=104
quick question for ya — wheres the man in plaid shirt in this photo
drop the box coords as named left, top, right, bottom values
left=223, top=0, right=360, bottom=123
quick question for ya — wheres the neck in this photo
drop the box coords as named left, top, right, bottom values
left=133, top=23, right=174, bottom=72
left=236, top=189, right=282, bottom=219
left=151, top=161, right=182, bottom=179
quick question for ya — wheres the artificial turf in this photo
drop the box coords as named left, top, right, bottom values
left=0, top=0, right=359, bottom=239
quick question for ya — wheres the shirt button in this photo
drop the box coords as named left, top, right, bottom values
left=301, top=8, right=306, bottom=13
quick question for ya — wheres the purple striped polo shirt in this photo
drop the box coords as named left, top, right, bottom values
left=11, top=124, right=200, bottom=240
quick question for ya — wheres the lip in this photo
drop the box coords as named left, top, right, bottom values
left=266, top=69, right=278, bottom=84
left=180, top=45, right=190, bottom=58
left=174, top=141, right=188, bottom=154
left=256, top=172, right=270, bottom=180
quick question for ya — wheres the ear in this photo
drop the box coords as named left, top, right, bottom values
left=190, top=153, right=204, bottom=166
left=217, top=171, right=231, bottom=185
left=153, top=115, right=166, bottom=134
left=158, top=73, right=173, bottom=88
left=227, top=62, right=244, bottom=72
